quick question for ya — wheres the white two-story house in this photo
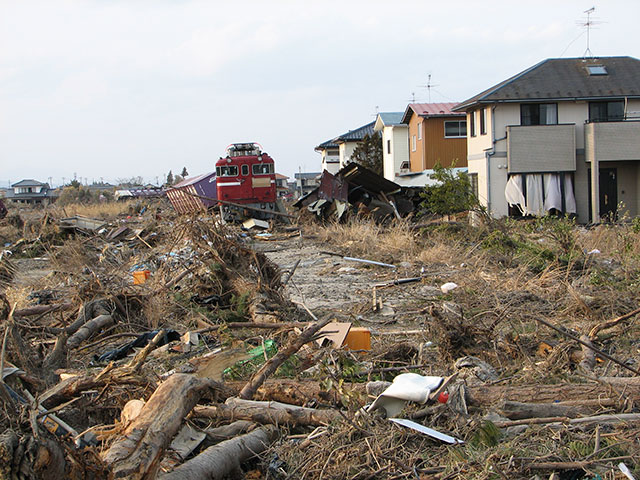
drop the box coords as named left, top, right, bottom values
left=373, top=112, right=409, bottom=182
left=453, top=56, right=640, bottom=222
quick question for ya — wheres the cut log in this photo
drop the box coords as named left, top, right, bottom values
left=159, top=425, right=278, bottom=480
left=239, top=316, right=332, bottom=400
left=103, top=374, right=219, bottom=479
left=194, top=397, right=343, bottom=427
left=66, top=314, right=114, bottom=349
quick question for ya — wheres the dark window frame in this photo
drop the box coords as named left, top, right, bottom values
left=480, top=108, right=487, bottom=135
left=241, top=164, right=249, bottom=176
left=520, top=103, right=558, bottom=126
left=444, top=120, right=467, bottom=138
left=588, top=100, right=625, bottom=123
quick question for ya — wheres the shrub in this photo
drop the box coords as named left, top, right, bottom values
left=419, top=163, right=477, bottom=217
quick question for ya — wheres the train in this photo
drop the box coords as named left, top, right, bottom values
left=167, top=142, right=283, bottom=220
left=215, top=143, right=278, bottom=219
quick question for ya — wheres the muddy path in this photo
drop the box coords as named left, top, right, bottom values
left=252, top=234, right=446, bottom=332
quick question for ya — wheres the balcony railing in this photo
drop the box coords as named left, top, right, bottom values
left=507, top=124, right=576, bottom=173
left=585, top=120, right=640, bottom=162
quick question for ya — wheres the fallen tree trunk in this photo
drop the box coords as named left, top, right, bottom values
left=204, top=420, right=256, bottom=442
left=494, top=413, right=640, bottom=428
left=39, top=371, right=145, bottom=409
left=194, top=397, right=343, bottom=427
left=159, top=425, right=278, bottom=480
left=66, top=314, right=114, bottom=349
left=239, top=316, right=332, bottom=400
left=498, top=400, right=604, bottom=420
left=104, top=374, right=218, bottom=479
left=466, top=382, right=637, bottom=406
left=223, top=379, right=638, bottom=408
left=13, top=302, right=74, bottom=317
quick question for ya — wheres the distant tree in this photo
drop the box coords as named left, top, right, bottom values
left=69, top=179, right=82, bottom=189
left=419, top=162, right=477, bottom=217
left=351, top=132, right=383, bottom=175
left=181, top=167, right=189, bottom=178
left=166, top=170, right=174, bottom=185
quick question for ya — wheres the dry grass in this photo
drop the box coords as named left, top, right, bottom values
left=50, top=200, right=134, bottom=219
left=315, top=218, right=418, bottom=263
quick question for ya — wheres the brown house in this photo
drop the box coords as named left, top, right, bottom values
left=401, top=103, right=467, bottom=172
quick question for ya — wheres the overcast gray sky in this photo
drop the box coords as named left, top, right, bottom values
left=1, top=0, right=639, bottom=187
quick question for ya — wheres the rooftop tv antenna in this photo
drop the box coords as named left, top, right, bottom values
left=408, top=92, right=416, bottom=103
left=418, top=74, right=439, bottom=103
left=578, top=7, right=602, bottom=58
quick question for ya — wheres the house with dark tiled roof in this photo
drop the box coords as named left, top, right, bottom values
left=453, top=56, right=640, bottom=222
left=315, top=138, right=340, bottom=175
left=401, top=103, right=467, bottom=173
left=315, top=121, right=376, bottom=174
left=6, top=179, right=57, bottom=204
left=374, top=112, right=409, bottom=182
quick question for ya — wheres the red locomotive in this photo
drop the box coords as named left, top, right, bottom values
left=215, top=143, right=277, bottom=218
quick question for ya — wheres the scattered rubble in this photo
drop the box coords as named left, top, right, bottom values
left=0, top=199, right=639, bottom=479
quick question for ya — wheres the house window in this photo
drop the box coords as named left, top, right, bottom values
left=469, top=111, right=476, bottom=137
left=520, top=103, right=558, bottom=125
left=417, top=122, right=423, bottom=140
left=444, top=120, right=467, bottom=138
left=387, top=140, right=391, bottom=154
left=589, top=101, right=624, bottom=122
left=328, top=149, right=339, bottom=156
left=241, top=165, right=249, bottom=176
left=480, top=108, right=487, bottom=135
left=468, top=173, right=478, bottom=200
left=252, top=163, right=274, bottom=175
left=411, top=135, right=416, bottom=152
left=400, top=161, right=410, bottom=171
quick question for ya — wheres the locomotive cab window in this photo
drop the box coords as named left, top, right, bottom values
left=252, top=163, right=274, bottom=175
left=216, top=165, right=239, bottom=176
left=241, top=165, right=249, bottom=176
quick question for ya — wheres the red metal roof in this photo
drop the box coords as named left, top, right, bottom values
left=409, top=103, right=462, bottom=116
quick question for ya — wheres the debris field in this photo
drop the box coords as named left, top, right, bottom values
left=0, top=200, right=639, bottom=480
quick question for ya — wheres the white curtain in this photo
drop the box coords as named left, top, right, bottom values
left=506, top=173, right=576, bottom=216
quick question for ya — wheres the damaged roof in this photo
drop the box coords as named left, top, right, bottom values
left=453, top=56, right=640, bottom=111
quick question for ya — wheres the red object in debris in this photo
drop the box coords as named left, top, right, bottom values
left=215, top=143, right=276, bottom=207
left=437, top=391, right=449, bottom=403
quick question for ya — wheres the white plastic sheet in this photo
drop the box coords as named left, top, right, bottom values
left=367, top=373, right=443, bottom=417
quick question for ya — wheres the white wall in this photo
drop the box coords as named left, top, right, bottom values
left=382, top=125, right=409, bottom=181
left=339, top=142, right=358, bottom=168
left=321, top=150, right=340, bottom=175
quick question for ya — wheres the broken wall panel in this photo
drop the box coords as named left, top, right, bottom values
left=167, top=172, right=217, bottom=214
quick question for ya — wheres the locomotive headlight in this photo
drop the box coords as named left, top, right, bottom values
left=227, top=158, right=231, bottom=163
left=258, top=156, right=262, bottom=162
